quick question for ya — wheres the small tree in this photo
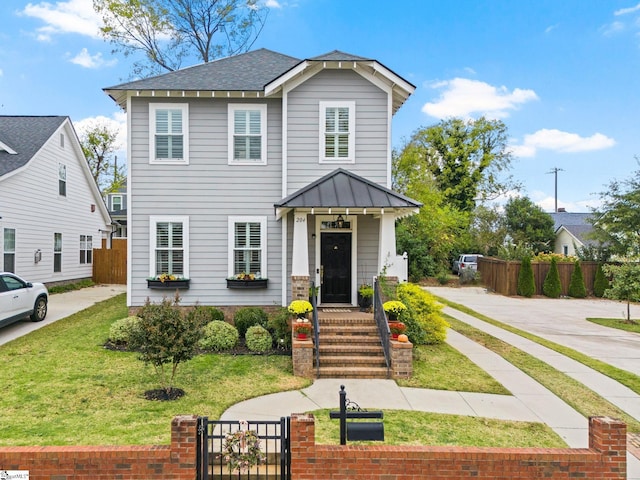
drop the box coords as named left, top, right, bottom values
left=517, top=256, right=535, bottom=297
left=593, top=263, right=610, bottom=298
left=568, top=261, right=587, bottom=298
left=602, top=263, right=640, bottom=322
left=130, top=294, right=205, bottom=396
left=543, top=257, right=562, bottom=298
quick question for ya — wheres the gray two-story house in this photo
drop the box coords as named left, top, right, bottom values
left=104, top=49, right=420, bottom=309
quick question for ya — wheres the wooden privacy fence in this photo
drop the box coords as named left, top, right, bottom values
left=478, top=257, right=600, bottom=297
left=93, top=238, right=127, bottom=284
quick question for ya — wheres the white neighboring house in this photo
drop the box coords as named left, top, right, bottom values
left=0, top=116, right=112, bottom=285
left=105, top=180, right=127, bottom=238
left=549, top=210, right=595, bottom=257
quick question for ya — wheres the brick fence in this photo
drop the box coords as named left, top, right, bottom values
left=0, top=415, right=198, bottom=480
left=290, top=414, right=627, bottom=479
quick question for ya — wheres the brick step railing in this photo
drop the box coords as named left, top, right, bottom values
left=315, top=310, right=388, bottom=378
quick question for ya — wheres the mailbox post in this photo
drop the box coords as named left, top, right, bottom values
left=329, top=385, right=384, bottom=445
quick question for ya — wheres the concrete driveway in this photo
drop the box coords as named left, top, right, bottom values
left=426, top=286, right=640, bottom=376
left=0, top=284, right=126, bottom=346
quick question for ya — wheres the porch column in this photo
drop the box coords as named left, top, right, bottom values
left=291, top=211, right=310, bottom=301
left=378, top=213, right=396, bottom=273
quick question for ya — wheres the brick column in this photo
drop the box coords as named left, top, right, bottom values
left=291, top=275, right=310, bottom=301
left=390, top=339, right=413, bottom=378
left=170, top=415, right=199, bottom=479
left=290, top=414, right=317, bottom=479
left=589, top=416, right=627, bottom=480
left=292, top=335, right=314, bottom=377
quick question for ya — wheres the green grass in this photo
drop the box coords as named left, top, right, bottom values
left=311, top=409, right=565, bottom=447
left=0, top=294, right=309, bottom=446
left=587, top=317, right=640, bottom=333
left=436, top=296, right=640, bottom=396
left=47, top=279, right=95, bottom=294
left=398, top=343, right=509, bottom=395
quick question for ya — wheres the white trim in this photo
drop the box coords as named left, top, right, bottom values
left=227, top=216, right=268, bottom=278
left=264, top=60, right=310, bottom=96
left=149, top=215, right=190, bottom=278
left=281, top=215, right=288, bottom=306
left=318, top=101, right=356, bottom=164
left=126, top=96, right=132, bottom=306
left=314, top=215, right=358, bottom=305
left=0, top=140, right=16, bottom=155
left=227, top=104, right=268, bottom=165
left=149, top=103, right=189, bottom=165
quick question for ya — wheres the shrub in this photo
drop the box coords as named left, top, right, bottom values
left=234, top=307, right=268, bottom=338
left=568, top=261, right=587, bottom=298
left=543, top=257, right=562, bottom=298
left=199, top=320, right=239, bottom=352
left=593, top=263, right=609, bottom=298
left=190, top=305, right=225, bottom=322
left=108, top=316, right=141, bottom=345
left=267, top=307, right=292, bottom=350
left=517, top=256, right=535, bottom=297
left=396, top=283, right=448, bottom=345
left=245, top=325, right=272, bottom=353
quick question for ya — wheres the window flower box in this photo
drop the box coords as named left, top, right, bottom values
left=226, top=273, right=268, bottom=289
left=147, top=274, right=190, bottom=289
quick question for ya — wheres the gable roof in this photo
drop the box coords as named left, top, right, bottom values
left=275, top=168, right=422, bottom=219
left=104, top=48, right=415, bottom=112
left=548, top=212, right=593, bottom=232
left=557, top=224, right=597, bottom=247
left=0, top=116, right=67, bottom=177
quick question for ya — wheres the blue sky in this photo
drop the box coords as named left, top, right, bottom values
left=1, top=0, right=638, bottom=213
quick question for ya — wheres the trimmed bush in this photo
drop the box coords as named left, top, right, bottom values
left=568, top=261, right=587, bottom=298
left=396, top=283, right=448, bottom=344
left=234, top=307, right=268, bottom=338
left=245, top=325, right=272, bottom=353
left=199, top=320, right=239, bottom=352
left=593, top=263, right=609, bottom=298
left=108, top=316, right=141, bottom=345
left=543, top=257, right=562, bottom=298
left=267, top=307, right=292, bottom=350
left=517, top=256, right=535, bottom=297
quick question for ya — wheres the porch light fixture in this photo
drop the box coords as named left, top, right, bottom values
left=336, top=215, right=344, bottom=228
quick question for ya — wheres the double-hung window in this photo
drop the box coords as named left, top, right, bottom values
left=3, top=228, right=15, bottom=273
left=319, top=101, right=355, bottom=163
left=80, top=235, right=92, bottom=264
left=111, top=195, right=122, bottom=211
left=228, top=104, right=267, bottom=165
left=228, top=216, right=267, bottom=277
left=150, top=104, right=189, bottom=164
left=54, top=233, right=62, bottom=273
left=58, top=163, right=67, bottom=196
left=150, top=216, right=189, bottom=277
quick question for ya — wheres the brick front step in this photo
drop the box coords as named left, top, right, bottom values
left=318, top=344, right=384, bottom=354
left=320, top=334, right=381, bottom=345
left=317, top=366, right=389, bottom=378
left=320, top=355, right=387, bottom=367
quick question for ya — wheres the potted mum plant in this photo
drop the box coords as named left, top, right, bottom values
left=388, top=321, right=406, bottom=340
left=146, top=273, right=190, bottom=289
left=226, top=272, right=268, bottom=289
left=293, top=322, right=312, bottom=340
left=357, top=284, right=374, bottom=311
left=383, top=300, right=407, bottom=321
left=288, top=299, right=313, bottom=320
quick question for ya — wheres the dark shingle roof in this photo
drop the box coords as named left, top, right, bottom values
left=561, top=224, right=596, bottom=245
left=549, top=212, right=593, bottom=232
left=0, top=116, right=67, bottom=177
left=105, top=48, right=302, bottom=92
left=308, top=50, right=372, bottom=62
left=275, top=168, right=422, bottom=209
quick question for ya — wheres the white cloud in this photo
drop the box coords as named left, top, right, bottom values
left=0, top=68, right=3, bottom=77
left=265, top=0, right=283, bottom=7
left=615, top=3, right=640, bottom=16
left=545, top=24, right=559, bottom=34
left=69, top=48, right=117, bottom=68
left=511, top=129, right=616, bottom=158
left=21, top=0, right=101, bottom=41
left=600, top=20, right=625, bottom=36
left=422, top=78, right=538, bottom=120
left=74, top=112, right=128, bottom=163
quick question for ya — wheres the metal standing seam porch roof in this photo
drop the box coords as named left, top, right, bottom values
left=274, top=168, right=422, bottom=219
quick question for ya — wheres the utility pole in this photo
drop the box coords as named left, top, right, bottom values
left=546, top=167, right=564, bottom=212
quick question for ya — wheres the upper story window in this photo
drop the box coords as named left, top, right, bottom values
left=150, top=216, right=189, bottom=278
left=54, top=233, right=62, bottom=273
left=228, top=104, right=267, bottom=165
left=149, top=103, right=189, bottom=164
left=58, top=163, right=67, bottom=196
left=60, top=133, right=65, bottom=148
left=4, top=228, right=15, bottom=273
left=111, top=195, right=122, bottom=211
left=319, top=101, right=355, bottom=163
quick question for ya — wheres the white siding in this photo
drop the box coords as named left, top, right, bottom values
left=128, top=97, right=283, bottom=306
left=0, top=121, right=110, bottom=284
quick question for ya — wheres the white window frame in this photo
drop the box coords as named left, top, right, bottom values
left=149, top=103, right=189, bottom=165
left=58, top=163, right=67, bottom=196
left=228, top=104, right=267, bottom=165
left=111, top=195, right=123, bottom=211
left=228, top=216, right=267, bottom=278
left=80, top=235, right=93, bottom=265
left=54, top=232, right=62, bottom=273
left=149, top=216, right=189, bottom=278
left=4, top=228, right=15, bottom=273
left=319, top=101, right=355, bottom=163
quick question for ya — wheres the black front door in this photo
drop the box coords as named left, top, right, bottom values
left=321, top=232, right=351, bottom=303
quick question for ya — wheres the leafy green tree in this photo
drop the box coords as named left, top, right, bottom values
left=568, top=261, right=587, bottom=298
left=591, top=165, right=640, bottom=258
left=396, top=117, right=520, bottom=212
left=517, top=256, right=535, bottom=297
left=470, top=204, right=507, bottom=256
left=78, top=121, right=125, bottom=193
left=602, top=263, right=640, bottom=321
left=504, top=196, right=555, bottom=253
left=593, top=263, right=609, bottom=298
left=94, top=0, right=269, bottom=78
left=543, top=257, right=562, bottom=298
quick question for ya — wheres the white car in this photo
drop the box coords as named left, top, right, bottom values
left=0, top=272, right=48, bottom=328
left=452, top=254, right=483, bottom=275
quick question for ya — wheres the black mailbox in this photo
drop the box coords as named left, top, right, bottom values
left=329, top=385, right=384, bottom=444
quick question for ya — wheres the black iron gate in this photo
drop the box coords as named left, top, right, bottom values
left=197, top=417, right=291, bottom=480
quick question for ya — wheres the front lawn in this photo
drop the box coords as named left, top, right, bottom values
left=587, top=317, right=640, bottom=333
